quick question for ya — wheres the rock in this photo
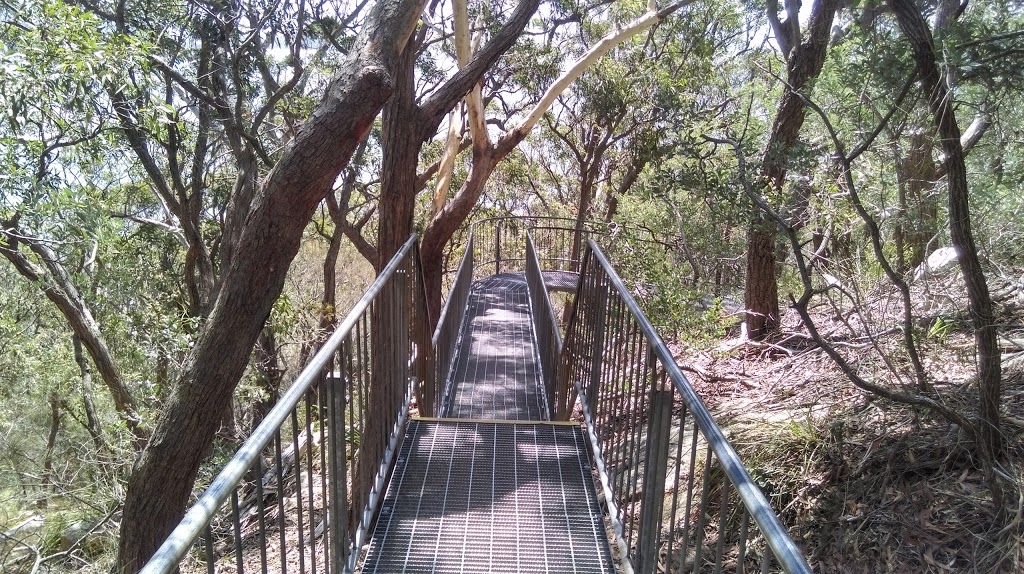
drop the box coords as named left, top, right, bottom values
left=2, top=515, right=44, bottom=548
left=914, top=246, right=959, bottom=280
left=59, top=518, right=109, bottom=556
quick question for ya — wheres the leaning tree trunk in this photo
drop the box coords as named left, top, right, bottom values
left=115, top=0, right=428, bottom=569
left=888, top=0, right=1002, bottom=463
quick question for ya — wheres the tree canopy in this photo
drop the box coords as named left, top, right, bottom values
left=1, top=0, right=1023, bottom=570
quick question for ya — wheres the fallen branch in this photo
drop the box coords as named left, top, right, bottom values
left=679, top=363, right=756, bottom=388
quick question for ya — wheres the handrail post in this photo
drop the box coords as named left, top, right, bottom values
left=411, top=247, right=435, bottom=417
left=554, top=248, right=590, bottom=420
left=494, top=220, right=502, bottom=275
left=328, top=350, right=347, bottom=574
left=636, top=344, right=673, bottom=574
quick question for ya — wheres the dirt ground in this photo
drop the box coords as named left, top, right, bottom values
left=673, top=269, right=1024, bottom=573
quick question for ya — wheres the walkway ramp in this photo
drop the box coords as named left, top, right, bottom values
left=361, top=420, right=613, bottom=573
left=442, top=274, right=547, bottom=421
left=362, top=273, right=613, bottom=573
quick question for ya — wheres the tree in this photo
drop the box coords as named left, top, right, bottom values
left=420, top=1, right=693, bottom=323
left=888, top=0, right=1003, bottom=469
left=116, top=0, right=428, bottom=568
left=742, top=0, right=838, bottom=339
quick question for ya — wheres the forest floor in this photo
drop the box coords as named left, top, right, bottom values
left=674, top=268, right=1024, bottom=573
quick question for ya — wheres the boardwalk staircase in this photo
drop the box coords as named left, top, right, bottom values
left=140, top=218, right=812, bottom=574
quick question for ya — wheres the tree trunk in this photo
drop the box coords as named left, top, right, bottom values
left=897, top=127, right=940, bottom=271
left=42, top=390, right=62, bottom=497
left=115, top=0, right=428, bottom=568
left=889, top=0, right=1002, bottom=463
left=250, top=325, right=283, bottom=431
left=743, top=0, right=838, bottom=339
left=377, top=36, right=422, bottom=271
left=744, top=224, right=781, bottom=335
left=422, top=149, right=504, bottom=325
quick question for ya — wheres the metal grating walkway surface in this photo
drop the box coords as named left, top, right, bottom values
left=441, top=274, right=547, bottom=421
left=361, top=420, right=614, bottom=574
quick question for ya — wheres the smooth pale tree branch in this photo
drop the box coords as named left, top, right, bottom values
left=420, top=0, right=698, bottom=331
left=932, top=111, right=992, bottom=179
left=110, top=213, right=189, bottom=247
left=431, top=0, right=490, bottom=214
left=432, top=110, right=462, bottom=214
left=458, top=8, right=487, bottom=149
left=513, top=0, right=694, bottom=138
left=416, top=0, right=541, bottom=136
left=0, top=227, right=144, bottom=440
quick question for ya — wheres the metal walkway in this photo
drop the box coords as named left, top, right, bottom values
left=442, top=274, right=547, bottom=421
left=361, top=274, right=614, bottom=573
left=141, top=221, right=812, bottom=574
left=361, top=420, right=613, bottom=573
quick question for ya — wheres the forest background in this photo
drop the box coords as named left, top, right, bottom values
left=1, top=0, right=1023, bottom=570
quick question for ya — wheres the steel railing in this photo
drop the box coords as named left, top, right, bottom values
left=140, top=235, right=434, bottom=574
left=462, top=216, right=606, bottom=279
left=556, top=239, right=811, bottom=574
left=432, top=232, right=475, bottom=414
left=525, top=232, right=563, bottom=420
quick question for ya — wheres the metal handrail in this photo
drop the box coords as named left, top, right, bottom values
left=465, top=216, right=606, bottom=278
left=525, top=232, right=563, bottom=419
left=557, top=239, right=811, bottom=574
left=432, top=232, right=475, bottom=415
left=140, top=235, right=432, bottom=574
left=453, top=215, right=679, bottom=283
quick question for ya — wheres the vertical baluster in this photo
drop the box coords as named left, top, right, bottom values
left=586, top=278, right=608, bottom=419
left=494, top=219, right=501, bottom=275
left=289, top=410, right=306, bottom=574
left=204, top=525, right=215, bottom=574
left=665, top=406, right=689, bottom=573
left=678, top=419, right=701, bottom=571
left=275, top=431, right=288, bottom=574
left=692, top=444, right=715, bottom=570
left=622, top=314, right=647, bottom=557
left=355, top=314, right=368, bottom=526
left=714, top=478, right=731, bottom=574
left=255, top=457, right=268, bottom=574
left=232, top=491, right=244, bottom=574
left=736, top=508, right=750, bottom=574
left=637, top=351, right=673, bottom=574
left=304, top=394, right=318, bottom=574
left=328, top=347, right=346, bottom=574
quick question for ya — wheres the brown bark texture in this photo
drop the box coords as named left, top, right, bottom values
left=373, top=0, right=539, bottom=325
left=744, top=0, right=838, bottom=338
left=375, top=0, right=541, bottom=275
left=115, top=0, right=428, bottom=570
left=888, top=0, right=1002, bottom=459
